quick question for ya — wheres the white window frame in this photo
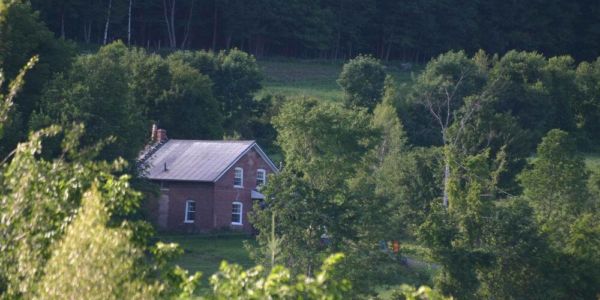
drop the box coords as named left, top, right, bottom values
left=256, top=169, right=266, bottom=187
left=231, top=202, right=243, bottom=225
left=184, top=200, right=196, bottom=223
left=234, top=167, right=244, bottom=188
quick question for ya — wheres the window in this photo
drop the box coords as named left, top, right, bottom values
left=184, top=200, right=196, bottom=223
left=234, top=167, right=243, bottom=188
left=256, top=169, right=266, bottom=187
left=231, top=202, right=243, bottom=225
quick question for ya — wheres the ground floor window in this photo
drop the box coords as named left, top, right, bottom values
left=232, top=202, right=243, bottom=225
left=184, top=200, right=196, bottom=223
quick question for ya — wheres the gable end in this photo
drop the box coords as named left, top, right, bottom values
left=212, top=143, right=278, bottom=182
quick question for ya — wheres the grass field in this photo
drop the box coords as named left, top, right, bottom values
left=158, top=233, right=255, bottom=291
left=258, top=59, right=416, bottom=102
left=159, top=232, right=436, bottom=298
left=585, top=154, right=600, bottom=170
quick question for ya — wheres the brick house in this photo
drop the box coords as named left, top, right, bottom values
left=139, top=128, right=278, bottom=233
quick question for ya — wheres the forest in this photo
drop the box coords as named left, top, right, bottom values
left=1, top=0, right=600, bottom=299
left=25, top=0, right=600, bottom=61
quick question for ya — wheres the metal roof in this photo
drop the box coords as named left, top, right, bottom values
left=251, top=190, right=265, bottom=199
left=140, top=139, right=277, bottom=182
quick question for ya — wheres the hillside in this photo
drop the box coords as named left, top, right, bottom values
left=258, top=59, right=416, bottom=102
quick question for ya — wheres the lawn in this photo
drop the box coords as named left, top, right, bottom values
left=158, top=233, right=436, bottom=298
left=585, top=153, right=600, bottom=170
left=158, top=233, right=256, bottom=289
left=257, top=59, right=417, bottom=102
left=258, top=59, right=345, bottom=101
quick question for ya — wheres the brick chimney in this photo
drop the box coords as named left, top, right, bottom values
left=156, top=129, right=168, bottom=143
left=151, top=124, right=168, bottom=143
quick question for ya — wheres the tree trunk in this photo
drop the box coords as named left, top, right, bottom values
left=103, top=0, right=112, bottom=45
left=443, top=157, right=450, bottom=207
left=162, top=0, right=177, bottom=48
left=385, top=42, right=392, bottom=61
left=83, top=20, right=92, bottom=44
left=212, top=0, right=218, bottom=51
left=225, top=34, right=232, bottom=49
left=60, top=9, right=65, bottom=39
left=334, top=29, right=340, bottom=60
left=170, top=0, right=176, bottom=47
left=128, top=0, right=133, bottom=45
left=180, top=0, right=195, bottom=48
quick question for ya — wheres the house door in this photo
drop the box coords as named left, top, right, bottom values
left=158, top=189, right=170, bottom=229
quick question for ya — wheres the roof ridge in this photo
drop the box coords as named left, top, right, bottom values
left=137, top=139, right=169, bottom=165
left=168, top=139, right=256, bottom=143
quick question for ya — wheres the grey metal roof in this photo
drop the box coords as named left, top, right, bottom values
left=251, top=190, right=265, bottom=199
left=140, top=139, right=277, bottom=182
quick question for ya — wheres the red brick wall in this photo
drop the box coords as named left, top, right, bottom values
left=214, top=148, right=275, bottom=233
left=154, top=181, right=215, bottom=233
left=147, top=147, right=276, bottom=233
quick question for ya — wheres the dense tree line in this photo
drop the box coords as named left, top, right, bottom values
left=26, top=0, right=600, bottom=61
left=1, top=1, right=272, bottom=164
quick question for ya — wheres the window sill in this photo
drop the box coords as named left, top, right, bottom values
left=231, top=222, right=243, bottom=226
left=184, top=221, right=195, bottom=224
left=233, top=185, right=244, bottom=189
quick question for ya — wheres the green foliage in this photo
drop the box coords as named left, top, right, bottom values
left=575, top=58, right=600, bottom=148
left=22, top=0, right=600, bottom=62
left=253, top=97, right=392, bottom=294
left=167, top=49, right=263, bottom=137
left=418, top=147, right=560, bottom=299
left=36, top=185, right=163, bottom=299
left=372, top=76, right=408, bottom=158
left=250, top=171, right=328, bottom=275
left=34, top=42, right=227, bottom=162
left=204, top=253, right=350, bottom=299
left=33, top=42, right=147, bottom=162
left=0, top=125, right=141, bottom=298
left=406, top=50, right=485, bottom=145
left=0, top=55, right=38, bottom=137
left=0, top=62, right=201, bottom=299
left=392, top=284, right=452, bottom=300
left=487, top=51, right=578, bottom=147
left=0, top=0, right=74, bottom=156
left=273, top=97, right=377, bottom=188
left=160, top=58, right=223, bottom=139
left=338, top=55, right=386, bottom=110
left=370, top=78, right=442, bottom=236
left=477, top=199, right=557, bottom=299
left=519, top=129, right=591, bottom=245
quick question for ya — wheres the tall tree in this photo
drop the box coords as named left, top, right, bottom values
left=33, top=42, right=147, bottom=163
left=251, top=97, right=379, bottom=279
left=0, top=0, right=74, bottom=156
left=409, top=50, right=486, bottom=207
left=338, top=54, right=386, bottom=110
left=167, top=49, right=262, bottom=137
left=519, top=129, right=591, bottom=246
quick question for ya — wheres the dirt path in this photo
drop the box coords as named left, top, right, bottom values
left=403, top=256, right=439, bottom=270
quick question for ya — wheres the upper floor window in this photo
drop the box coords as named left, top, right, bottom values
left=184, top=200, right=196, bottom=223
left=256, top=169, right=266, bottom=187
left=231, top=202, right=243, bottom=225
left=234, top=167, right=243, bottom=188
